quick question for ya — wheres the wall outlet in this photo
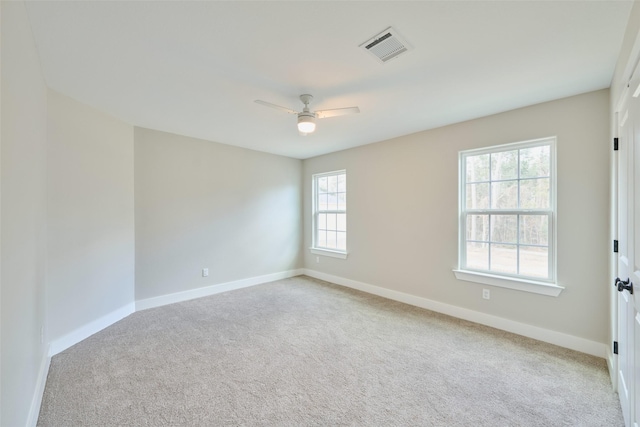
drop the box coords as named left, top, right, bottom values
left=202, top=268, right=209, bottom=277
left=316, top=256, right=320, bottom=263
left=482, top=289, right=490, bottom=300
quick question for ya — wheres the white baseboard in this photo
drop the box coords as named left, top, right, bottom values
left=48, top=270, right=304, bottom=356
left=135, top=269, right=304, bottom=311
left=303, top=269, right=608, bottom=358
left=27, top=344, right=51, bottom=427
left=49, top=302, right=135, bottom=357
left=606, top=347, right=617, bottom=390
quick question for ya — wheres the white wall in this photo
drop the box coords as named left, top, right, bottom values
left=46, top=90, right=135, bottom=352
left=303, top=90, right=610, bottom=346
left=1, top=2, right=49, bottom=426
left=134, top=127, right=302, bottom=302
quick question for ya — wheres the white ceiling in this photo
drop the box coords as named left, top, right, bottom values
left=25, top=1, right=633, bottom=159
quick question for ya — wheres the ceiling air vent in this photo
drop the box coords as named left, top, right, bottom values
left=360, top=27, right=411, bottom=64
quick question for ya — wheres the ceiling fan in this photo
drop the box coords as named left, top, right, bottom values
left=254, top=94, right=360, bottom=135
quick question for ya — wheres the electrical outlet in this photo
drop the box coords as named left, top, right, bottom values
left=316, top=256, right=320, bottom=263
left=482, top=289, right=490, bottom=300
left=202, top=268, right=209, bottom=277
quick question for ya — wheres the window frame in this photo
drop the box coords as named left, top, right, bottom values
left=310, top=170, right=348, bottom=259
left=454, top=137, right=563, bottom=296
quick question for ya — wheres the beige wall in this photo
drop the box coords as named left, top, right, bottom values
left=47, top=90, right=135, bottom=344
left=134, top=128, right=302, bottom=301
left=1, top=2, right=49, bottom=425
left=303, top=90, right=610, bottom=344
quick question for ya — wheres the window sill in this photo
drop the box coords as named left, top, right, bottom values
left=310, top=248, right=348, bottom=259
left=452, top=269, right=564, bottom=297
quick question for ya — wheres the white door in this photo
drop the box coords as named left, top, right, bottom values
left=631, top=70, right=640, bottom=427
left=617, top=69, right=640, bottom=427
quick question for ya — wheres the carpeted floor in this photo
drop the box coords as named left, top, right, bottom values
left=38, top=276, right=623, bottom=426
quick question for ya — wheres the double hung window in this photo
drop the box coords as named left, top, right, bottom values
left=311, top=170, right=347, bottom=258
left=456, top=138, right=559, bottom=294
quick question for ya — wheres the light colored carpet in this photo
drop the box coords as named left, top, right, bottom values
left=38, top=276, right=623, bottom=426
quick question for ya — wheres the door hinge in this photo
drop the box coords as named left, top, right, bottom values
left=614, top=341, right=618, bottom=355
left=614, top=240, right=619, bottom=253
left=614, top=137, right=619, bottom=151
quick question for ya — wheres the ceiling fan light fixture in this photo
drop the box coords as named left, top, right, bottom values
left=297, top=112, right=316, bottom=134
left=255, top=94, right=358, bottom=135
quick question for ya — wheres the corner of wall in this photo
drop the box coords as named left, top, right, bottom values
left=26, top=346, right=51, bottom=427
left=48, top=303, right=135, bottom=357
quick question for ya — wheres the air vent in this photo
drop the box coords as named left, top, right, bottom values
left=360, top=27, right=411, bottom=63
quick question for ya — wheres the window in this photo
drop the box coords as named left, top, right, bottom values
left=455, top=137, right=562, bottom=296
left=311, top=170, right=347, bottom=258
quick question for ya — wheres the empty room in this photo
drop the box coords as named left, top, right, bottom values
left=3, top=0, right=640, bottom=426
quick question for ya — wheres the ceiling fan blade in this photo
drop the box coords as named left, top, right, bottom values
left=254, top=100, right=298, bottom=115
left=315, top=106, right=360, bottom=119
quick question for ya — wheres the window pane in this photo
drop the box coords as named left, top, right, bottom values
left=317, top=230, right=327, bottom=248
left=328, top=175, right=338, bottom=192
left=317, top=214, right=327, bottom=231
left=327, top=214, right=337, bottom=231
left=338, top=174, right=346, bottom=192
left=490, top=244, right=517, bottom=274
left=318, top=176, right=328, bottom=193
left=519, top=215, right=548, bottom=246
left=327, top=193, right=338, bottom=210
left=519, top=246, right=548, bottom=278
left=491, top=150, right=518, bottom=180
left=466, top=214, right=488, bottom=241
left=519, top=178, right=550, bottom=209
left=490, top=215, right=517, bottom=243
left=466, top=242, right=488, bottom=270
left=319, top=193, right=328, bottom=211
left=466, top=183, right=489, bottom=209
left=327, top=231, right=337, bottom=248
left=337, top=214, right=346, bottom=232
left=336, top=232, right=346, bottom=251
left=520, top=145, right=550, bottom=178
left=466, top=154, right=490, bottom=183
left=491, top=180, right=518, bottom=209
left=337, top=192, right=346, bottom=210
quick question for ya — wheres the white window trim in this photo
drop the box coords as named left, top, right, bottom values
left=309, top=247, right=348, bottom=259
left=455, top=137, right=562, bottom=296
left=452, top=269, right=564, bottom=296
left=311, top=170, right=348, bottom=258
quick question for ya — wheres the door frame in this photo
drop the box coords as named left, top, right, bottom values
left=611, top=27, right=640, bottom=425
